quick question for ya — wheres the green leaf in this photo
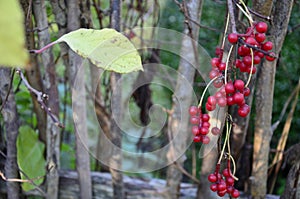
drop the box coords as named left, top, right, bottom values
left=17, top=126, right=46, bottom=192
left=0, top=0, right=29, bottom=67
left=56, top=28, right=143, bottom=73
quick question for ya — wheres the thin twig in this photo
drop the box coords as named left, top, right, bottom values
left=238, top=38, right=277, bottom=58
left=227, top=0, right=237, bottom=33
left=15, top=69, right=64, bottom=128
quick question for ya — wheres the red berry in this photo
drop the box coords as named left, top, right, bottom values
left=210, top=183, right=218, bottom=192
left=202, top=135, right=210, bottom=144
left=217, top=181, right=227, bottom=191
left=255, top=33, right=266, bottom=43
left=245, top=36, right=258, bottom=46
left=256, top=22, right=268, bottom=33
left=214, top=91, right=222, bottom=99
left=255, top=51, right=265, bottom=58
left=217, top=97, right=227, bottom=107
left=215, top=47, right=222, bottom=56
left=266, top=52, right=276, bottom=61
left=226, top=96, right=235, bottom=105
left=193, top=135, right=202, bottom=142
left=226, top=176, right=235, bottom=186
left=231, top=189, right=240, bottom=198
left=211, top=57, right=220, bottom=68
left=217, top=190, right=227, bottom=197
left=228, top=33, right=238, bottom=44
left=202, top=121, right=210, bottom=128
left=235, top=59, right=242, bottom=68
left=218, top=62, right=226, bottom=71
left=225, top=82, right=235, bottom=94
left=222, top=168, right=230, bottom=177
left=209, top=69, right=219, bottom=79
left=227, top=186, right=234, bottom=194
left=189, top=106, right=199, bottom=116
left=254, top=55, right=261, bottom=64
left=262, top=41, right=273, bottom=51
left=192, top=126, right=200, bottom=136
left=190, top=116, right=200, bottom=125
left=239, top=62, right=248, bottom=72
left=202, top=114, right=210, bottom=122
left=206, top=102, right=216, bottom=111
left=243, top=87, right=251, bottom=96
left=211, top=127, right=220, bottom=135
left=234, top=80, right=245, bottom=91
left=207, top=96, right=217, bottom=106
left=233, top=92, right=244, bottom=105
left=200, top=127, right=209, bottom=135
left=238, top=104, right=250, bottom=117
left=213, top=80, right=223, bottom=88
left=243, top=55, right=252, bottom=66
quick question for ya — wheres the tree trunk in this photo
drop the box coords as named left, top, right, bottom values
left=165, top=0, right=203, bottom=198
left=32, top=0, right=61, bottom=198
left=67, top=0, right=92, bottom=198
left=20, top=0, right=47, bottom=143
left=251, top=1, right=294, bottom=198
left=109, top=1, right=124, bottom=198
left=0, top=68, right=20, bottom=199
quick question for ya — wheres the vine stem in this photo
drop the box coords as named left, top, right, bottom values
left=29, top=41, right=57, bottom=54
left=221, top=13, right=230, bottom=49
left=227, top=153, right=239, bottom=180
left=245, top=48, right=254, bottom=87
left=198, top=76, right=220, bottom=108
left=235, top=1, right=253, bottom=25
left=224, top=45, right=234, bottom=85
left=217, top=116, right=231, bottom=164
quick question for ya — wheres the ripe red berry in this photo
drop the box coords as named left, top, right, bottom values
left=262, top=41, right=273, bottom=51
left=202, top=135, right=210, bottom=144
left=243, top=87, right=251, bottom=96
left=217, top=182, right=227, bottom=191
left=192, top=126, right=200, bottom=136
left=217, top=190, right=227, bottom=197
left=210, top=183, right=218, bottom=192
left=215, top=47, right=222, bottom=56
left=243, top=55, right=252, bottom=66
left=211, top=57, right=220, bottom=67
left=225, top=82, right=235, bottom=94
left=255, top=33, right=266, bottom=43
left=231, top=189, right=240, bottom=198
left=256, top=22, right=268, bottom=33
left=193, top=135, right=202, bottom=142
left=222, top=168, right=230, bottom=177
left=254, top=55, right=261, bottom=64
left=202, top=114, right=210, bottom=122
left=227, top=186, right=234, bottom=194
left=234, top=80, right=245, bottom=91
left=209, top=69, right=220, bottom=79
left=265, top=52, right=276, bottom=61
left=245, top=36, right=258, bottom=46
left=228, top=33, right=238, bottom=44
left=226, top=176, right=235, bottom=186
left=190, top=116, right=200, bottom=125
left=238, top=104, right=250, bottom=117
left=206, top=102, right=216, bottom=111
left=217, top=97, right=227, bottom=107
left=200, top=127, right=209, bottom=135
left=211, top=127, right=220, bottom=135
left=218, top=62, right=226, bottom=71
left=202, top=121, right=210, bottom=128
left=213, top=80, right=223, bottom=88
left=233, top=92, right=244, bottom=105
left=189, top=106, right=199, bottom=116
left=207, top=96, right=217, bottom=106
left=226, top=96, right=235, bottom=106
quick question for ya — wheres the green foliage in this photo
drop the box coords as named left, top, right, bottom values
left=17, top=126, right=46, bottom=192
left=0, top=0, right=29, bottom=67
left=56, top=28, right=143, bottom=73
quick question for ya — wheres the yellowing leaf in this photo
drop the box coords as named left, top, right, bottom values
left=0, top=0, right=29, bottom=67
left=17, top=126, right=46, bottom=191
left=56, top=28, right=143, bottom=73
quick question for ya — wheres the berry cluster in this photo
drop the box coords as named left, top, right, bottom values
left=228, top=21, right=275, bottom=75
left=189, top=106, right=213, bottom=144
left=208, top=161, right=240, bottom=198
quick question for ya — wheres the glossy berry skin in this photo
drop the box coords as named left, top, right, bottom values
left=193, top=136, right=201, bottom=142
left=210, top=184, right=218, bottom=192
left=234, top=80, right=245, bottom=91
left=211, top=57, right=220, bottom=67
left=256, top=22, right=268, bottom=33
left=202, top=135, right=210, bottom=144
left=190, top=116, right=200, bottom=125
left=233, top=92, right=245, bottom=105
left=266, top=52, right=276, bottom=61
left=189, top=106, right=199, bottom=116
left=207, top=96, right=217, bottom=106
left=192, top=126, right=200, bottom=136
left=228, top=33, right=238, bottom=44
left=243, top=87, right=251, bottom=96
left=225, top=82, right=235, bottom=94
left=231, top=189, right=240, bottom=198
left=211, top=127, right=220, bottom=135
left=262, top=41, right=273, bottom=51
left=255, top=33, right=266, bottom=43
left=238, top=104, right=250, bottom=117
